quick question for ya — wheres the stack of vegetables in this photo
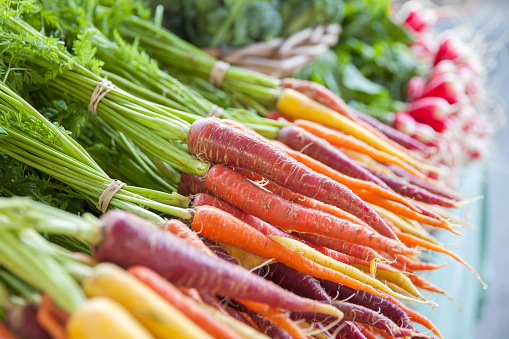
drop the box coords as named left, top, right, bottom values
left=0, top=0, right=490, bottom=338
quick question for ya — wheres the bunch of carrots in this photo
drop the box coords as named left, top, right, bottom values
left=0, top=1, right=489, bottom=339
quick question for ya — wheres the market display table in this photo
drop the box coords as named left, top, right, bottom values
left=414, top=162, right=489, bottom=339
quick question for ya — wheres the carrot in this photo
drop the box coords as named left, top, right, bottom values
left=128, top=266, right=243, bottom=339
left=0, top=322, right=17, bottom=339
left=192, top=193, right=372, bottom=269
left=187, top=118, right=397, bottom=240
left=295, top=233, right=379, bottom=262
left=161, top=219, right=216, bottom=257
left=192, top=205, right=388, bottom=301
left=66, top=297, right=156, bottom=339
left=269, top=235, right=424, bottom=303
left=294, top=119, right=428, bottom=180
left=231, top=168, right=370, bottom=228
left=238, top=300, right=308, bottom=339
left=37, top=295, right=68, bottom=339
left=41, top=294, right=69, bottom=325
left=276, top=89, right=439, bottom=174
left=395, top=232, right=487, bottom=288
left=272, top=140, right=419, bottom=214
left=385, top=295, right=443, bottom=339
left=278, top=125, right=391, bottom=190
left=204, top=165, right=416, bottom=256
left=355, top=323, right=379, bottom=339
left=408, top=272, right=448, bottom=295
left=358, top=191, right=459, bottom=234
left=368, top=169, right=458, bottom=208
left=393, top=255, right=446, bottom=272
left=236, top=304, right=292, bottom=339
left=95, top=210, right=342, bottom=317
left=178, top=173, right=213, bottom=196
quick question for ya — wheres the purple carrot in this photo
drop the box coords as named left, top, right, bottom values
left=202, top=239, right=239, bottom=265
left=352, top=109, right=433, bottom=154
left=335, top=322, right=367, bottom=339
left=178, top=172, right=213, bottom=196
left=387, top=164, right=461, bottom=201
left=318, top=279, right=415, bottom=330
left=186, top=118, right=397, bottom=240
left=296, top=233, right=379, bottom=262
left=237, top=304, right=293, bottom=339
left=95, top=210, right=339, bottom=315
left=199, top=292, right=252, bottom=326
left=368, top=169, right=457, bottom=208
left=278, top=125, right=391, bottom=190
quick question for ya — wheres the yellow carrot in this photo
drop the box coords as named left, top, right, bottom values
left=82, top=263, right=214, bottom=339
left=268, top=235, right=427, bottom=303
left=220, top=243, right=275, bottom=270
left=352, top=265, right=421, bottom=298
left=67, top=297, right=155, bottom=339
left=276, top=89, right=440, bottom=174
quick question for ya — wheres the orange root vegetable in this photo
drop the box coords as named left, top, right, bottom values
left=358, top=191, right=460, bottom=234
left=294, top=119, right=428, bottom=180
left=232, top=167, right=370, bottom=228
left=205, top=165, right=416, bottom=256
left=162, top=219, right=216, bottom=257
left=37, top=295, right=68, bottom=339
left=128, top=266, right=243, bottom=339
left=396, top=232, right=487, bottom=289
left=238, top=300, right=308, bottom=339
left=276, top=88, right=440, bottom=174
left=191, top=206, right=386, bottom=300
left=272, top=140, right=418, bottom=214
left=0, top=322, right=18, bottom=339
left=393, top=255, right=446, bottom=271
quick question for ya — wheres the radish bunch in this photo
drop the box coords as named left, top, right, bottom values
left=393, top=1, right=493, bottom=170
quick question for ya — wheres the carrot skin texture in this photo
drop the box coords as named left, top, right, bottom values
left=204, top=166, right=413, bottom=256
left=318, top=279, right=415, bottom=331
left=368, top=169, right=456, bottom=208
left=278, top=125, right=391, bottom=190
left=336, top=322, right=368, bottom=339
left=353, top=109, right=432, bottom=154
left=202, top=239, right=239, bottom=264
left=232, top=167, right=370, bottom=227
left=237, top=305, right=292, bottom=339
left=392, top=254, right=446, bottom=271
left=296, top=233, right=379, bottom=262
left=191, top=205, right=384, bottom=302
left=128, top=266, right=243, bottom=339
left=198, top=293, right=252, bottom=327
left=387, top=165, right=460, bottom=201
left=193, top=193, right=370, bottom=267
left=161, top=219, right=216, bottom=257
left=187, top=118, right=396, bottom=240
left=95, top=210, right=335, bottom=314
left=178, top=173, right=213, bottom=196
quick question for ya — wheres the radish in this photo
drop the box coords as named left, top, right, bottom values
left=401, top=1, right=437, bottom=33
left=406, top=76, right=426, bottom=102
left=407, top=97, right=458, bottom=122
left=421, top=73, right=466, bottom=105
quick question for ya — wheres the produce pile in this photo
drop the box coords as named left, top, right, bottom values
left=0, top=1, right=491, bottom=339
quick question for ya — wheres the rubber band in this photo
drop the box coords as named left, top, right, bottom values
left=206, top=104, right=225, bottom=118
left=208, top=60, right=230, bottom=88
left=88, top=79, right=115, bottom=115
left=96, top=180, right=126, bottom=213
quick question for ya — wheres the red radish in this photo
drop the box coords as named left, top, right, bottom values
left=95, top=210, right=342, bottom=316
left=401, top=1, right=437, bottom=33
left=428, top=116, right=455, bottom=133
left=434, top=34, right=462, bottom=65
left=421, top=73, right=465, bottom=105
left=411, top=31, right=438, bottom=61
left=406, top=76, right=426, bottom=102
left=407, top=97, right=457, bottom=122
left=429, top=60, right=457, bottom=82
left=393, top=113, right=437, bottom=143
left=187, top=118, right=396, bottom=239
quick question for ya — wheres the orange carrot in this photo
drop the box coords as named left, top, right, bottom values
left=396, top=232, right=487, bottom=288
left=191, top=205, right=386, bottom=300
left=271, top=140, right=419, bottom=212
left=238, top=300, right=308, bottom=339
left=180, top=287, right=203, bottom=302
left=386, top=295, right=443, bottom=339
left=294, top=119, right=428, bottom=180
left=37, top=296, right=68, bottom=339
left=393, top=254, right=446, bottom=272
left=357, top=191, right=459, bottom=234
left=162, top=219, right=216, bottom=257
left=205, top=165, right=417, bottom=256
left=408, top=273, right=447, bottom=295
left=0, top=322, right=17, bottom=339
left=355, top=323, right=379, bottom=339
left=128, top=266, right=243, bottom=339
left=232, top=167, right=371, bottom=228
